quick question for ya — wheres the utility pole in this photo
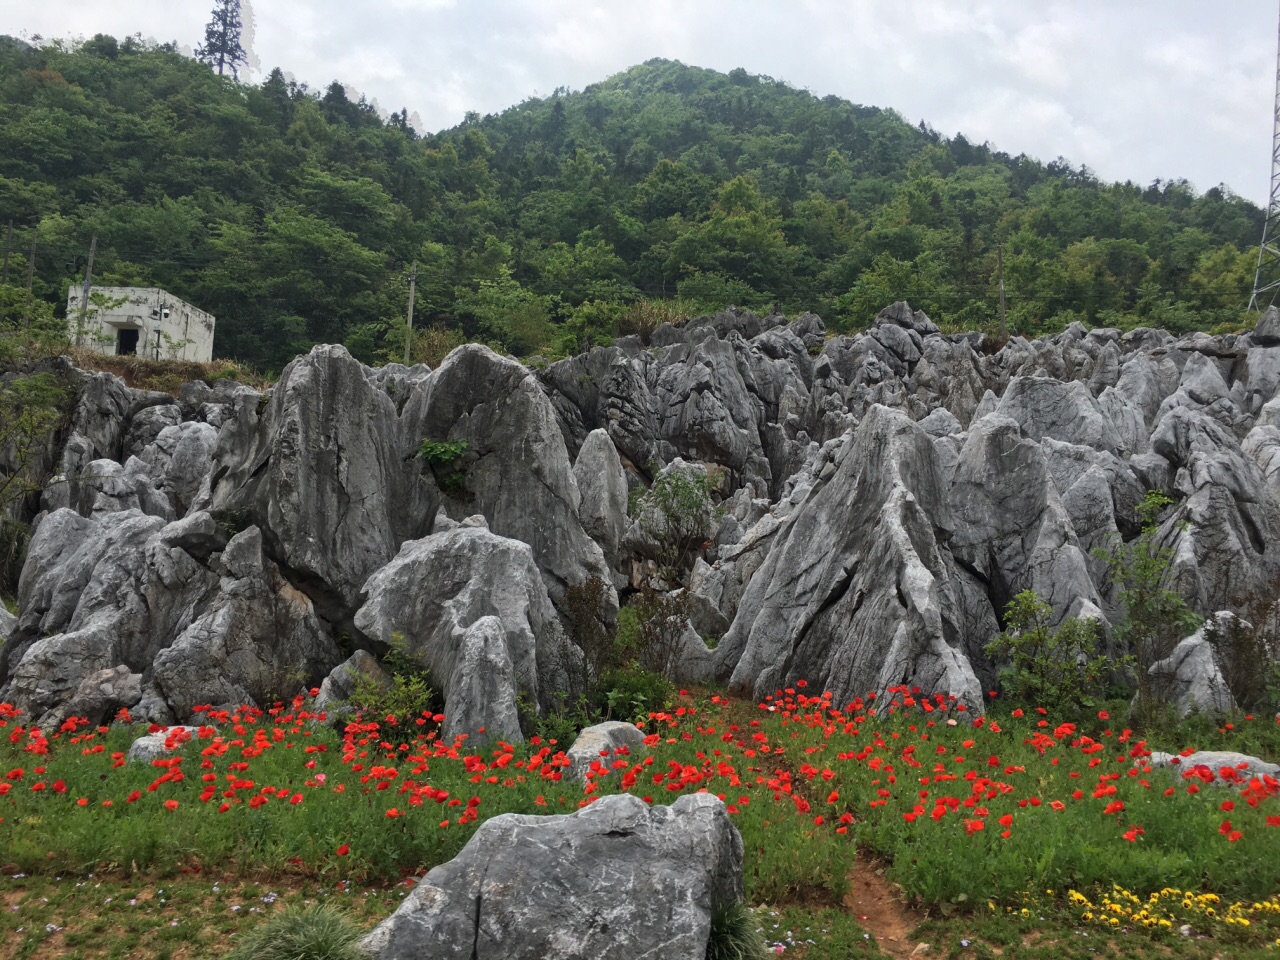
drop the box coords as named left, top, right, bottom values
left=0, top=221, right=12, bottom=285
left=997, top=243, right=1008, bottom=339
left=1251, top=1, right=1280, bottom=310
left=404, top=260, right=418, bottom=365
left=75, top=233, right=97, bottom=346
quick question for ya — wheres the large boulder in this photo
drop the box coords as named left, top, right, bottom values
left=203, top=344, right=436, bottom=618
left=313, top=649, right=392, bottom=716
left=948, top=415, right=1103, bottom=625
left=573, top=428, right=629, bottom=568
left=359, top=793, right=744, bottom=960
left=566, top=720, right=647, bottom=782
left=149, top=526, right=341, bottom=720
left=0, top=510, right=339, bottom=726
left=1145, top=613, right=1237, bottom=719
left=714, top=405, right=984, bottom=710
left=402, top=345, right=615, bottom=611
left=1152, top=407, right=1280, bottom=611
left=0, top=508, right=216, bottom=720
left=353, top=520, right=574, bottom=742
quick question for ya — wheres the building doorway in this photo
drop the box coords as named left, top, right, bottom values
left=116, top=328, right=139, bottom=356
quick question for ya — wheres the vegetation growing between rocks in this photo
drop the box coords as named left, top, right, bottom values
left=1095, top=491, right=1204, bottom=725
left=984, top=591, right=1122, bottom=721
left=350, top=632, right=438, bottom=722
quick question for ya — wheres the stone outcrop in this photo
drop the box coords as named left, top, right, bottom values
left=712, top=405, right=985, bottom=709
left=566, top=720, right=647, bottom=782
left=359, top=793, right=744, bottom=960
left=9, top=302, right=1280, bottom=725
left=1145, top=613, right=1238, bottom=718
left=353, top=520, right=574, bottom=743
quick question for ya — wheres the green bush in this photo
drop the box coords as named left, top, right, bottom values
left=352, top=632, right=438, bottom=723
left=636, top=463, right=718, bottom=582
left=985, top=590, right=1120, bottom=716
left=597, top=663, right=676, bottom=724
left=1094, top=491, right=1202, bottom=724
left=416, top=438, right=469, bottom=466
left=227, top=902, right=367, bottom=960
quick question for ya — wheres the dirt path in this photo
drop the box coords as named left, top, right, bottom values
left=843, top=859, right=928, bottom=958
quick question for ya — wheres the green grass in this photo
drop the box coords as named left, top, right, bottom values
left=1, top=688, right=1279, bottom=956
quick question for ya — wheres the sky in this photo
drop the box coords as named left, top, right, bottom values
left=6, top=1, right=1279, bottom=206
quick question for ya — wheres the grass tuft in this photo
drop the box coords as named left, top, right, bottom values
left=707, top=901, right=768, bottom=960
left=227, top=902, right=367, bottom=960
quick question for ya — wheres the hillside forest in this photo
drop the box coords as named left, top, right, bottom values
left=0, top=33, right=1266, bottom=373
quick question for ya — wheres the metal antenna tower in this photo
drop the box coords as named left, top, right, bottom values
left=1250, top=4, right=1280, bottom=311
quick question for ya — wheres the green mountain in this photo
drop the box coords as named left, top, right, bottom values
left=0, top=36, right=1264, bottom=371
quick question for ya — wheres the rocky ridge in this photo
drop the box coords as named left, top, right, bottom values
left=4, top=302, right=1280, bottom=731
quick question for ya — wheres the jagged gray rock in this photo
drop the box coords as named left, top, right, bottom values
left=1145, top=614, right=1237, bottom=718
left=714, top=405, right=984, bottom=710
left=354, top=522, right=573, bottom=741
left=573, top=428, right=629, bottom=568
left=150, top=525, right=340, bottom=720
left=948, top=415, right=1103, bottom=625
left=444, top=616, right=521, bottom=746
left=43, top=664, right=142, bottom=730
left=359, top=793, right=744, bottom=960
left=403, top=344, right=615, bottom=610
left=203, top=344, right=436, bottom=618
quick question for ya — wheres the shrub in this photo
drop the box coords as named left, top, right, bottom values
left=985, top=591, right=1119, bottom=716
left=620, top=588, right=691, bottom=680
left=615, top=298, right=694, bottom=343
left=416, top=438, right=469, bottom=466
left=227, top=902, right=367, bottom=960
left=706, top=901, right=768, bottom=960
left=417, top=439, right=470, bottom=496
left=1204, top=586, right=1280, bottom=712
left=352, top=632, right=438, bottom=722
left=1094, top=491, right=1202, bottom=724
left=636, top=463, right=718, bottom=582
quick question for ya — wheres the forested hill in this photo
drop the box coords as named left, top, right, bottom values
left=0, top=36, right=1265, bottom=372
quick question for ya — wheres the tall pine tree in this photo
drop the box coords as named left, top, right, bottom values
left=195, top=0, right=248, bottom=78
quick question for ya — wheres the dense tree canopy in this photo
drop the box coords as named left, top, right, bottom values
left=0, top=37, right=1264, bottom=372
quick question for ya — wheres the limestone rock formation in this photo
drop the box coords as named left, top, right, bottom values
left=359, top=793, right=744, bottom=960
left=713, top=405, right=984, bottom=709
left=353, top=521, right=573, bottom=742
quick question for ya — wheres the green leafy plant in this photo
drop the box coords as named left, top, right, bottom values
left=227, top=902, right=367, bottom=960
left=984, top=591, right=1120, bottom=716
left=636, top=463, right=718, bottom=582
left=706, top=901, right=768, bottom=960
left=352, top=632, right=438, bottom=722
left=418, top=439, right=471, bottom=497
left=1094, top=491, right=1202, bottom=725
left=416, top=438, right=470, bottom=466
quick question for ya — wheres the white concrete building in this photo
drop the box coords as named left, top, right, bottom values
left=65, top=286, right=216, bottom=362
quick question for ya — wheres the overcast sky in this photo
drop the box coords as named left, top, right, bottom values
left=6, top=1, right=1279, bottom=205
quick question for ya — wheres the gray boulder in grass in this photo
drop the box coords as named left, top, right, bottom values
left=565, top=720, right=647, bottom=783
left=359, top=793, right=744, bottom=960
